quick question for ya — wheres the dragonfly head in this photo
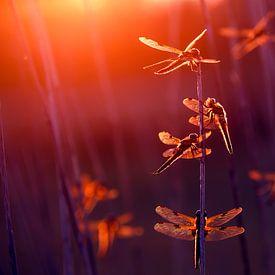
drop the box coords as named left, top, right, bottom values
left=189, top=133, right=198, bottom=141
left=205, top=97, right=216, bottom=107
left=190, top=48, right=201, bottom=58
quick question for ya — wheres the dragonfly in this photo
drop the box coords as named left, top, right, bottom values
left=88, top=213, right=144, bottom=257
left=249, top=170, right=275, bottom=204
left=183, top=97, right=233, bottom=155
left=154, top=131, right=212, bottom=174
left=70, top=175, right=119, bottom=218
left=220, top=11, right=275, bottom=59
left=139, top=29, right=220, bottom=74
left=154, top=206, right=244, bottom=269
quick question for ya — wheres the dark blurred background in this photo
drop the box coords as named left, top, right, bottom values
left=1, top=0, right=275, bottom=274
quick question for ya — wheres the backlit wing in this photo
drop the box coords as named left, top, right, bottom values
left=254, top=11, right=275, bottom=34
left=117, top=226, right=144, bottom=238
left=207, top=207, right=242, bottom=227
left=155, top=206, right=194, bottom=226
left=143, top=58, right=176, bottom=69
left=117, top=212, right=133, bottom=224
left=248, top=170, right=263, bottom=181
left=205, top=226, right=245, bottom=241
left=158, top=131, right=181, bottom=145
left=197, top=131, right=212, bottom=143
left=182, top=98, right=208, bottom=115
left=181, top=147, right=212, bottom=159
left=162, top=148, right=177, bottom=158
left=219, top=27, right=252, bottom=38
left=139, top=37, right=182, bottom=54
left=188, top=115, right=217, bottom=130
left=155, top=60, right=189, bottom=75
left=184, top=29, right=207, bottom=52
left=154, top=222, right=194, bottom=240
left=200, top=59, right=220, bottom=64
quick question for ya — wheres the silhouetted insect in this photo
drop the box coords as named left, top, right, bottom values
left=139, top=29, right=220, bottom=74
left=220, top=11, right=275, bottom=59
left=183, top=97, right=233, bottom=154
left=154, top=206, right=244, bottom=269
left=89, top=213, right=143, bottom=257
left=249, top=170, right=275, bottom=204
left=154, top=131, right=212, bottom=174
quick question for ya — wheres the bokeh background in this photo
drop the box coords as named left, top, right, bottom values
left=1, top=0, right=275, bottom=274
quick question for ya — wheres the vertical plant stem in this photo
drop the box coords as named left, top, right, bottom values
left=196, top=63, right=206, bottom=275
left=0, top=105, right=19, bottom=275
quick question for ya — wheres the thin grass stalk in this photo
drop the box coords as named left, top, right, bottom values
left=228, top=162, right=251, bottom=275
left=196, top=63, right=206, bottom=275
left=9, top=1, right=95, bottom=274
left=199, top=1, right=252, bottom=273
left=224, top=1, right=271, bottom=274
left=0, top=105, right=18, bottom=275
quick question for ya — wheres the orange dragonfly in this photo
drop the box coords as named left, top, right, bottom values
left=220, top=11, right=275, bottom=59
left=154, top=206, right=244, bottom=269
left=70, top=175, right=119, bottom=217
left=183, top=97, right=233, bottom=155
left=88, top=213, right=143, bottom=257
left=154, top=131, right=212, bottom=174
left=139, top=29, right=220, bottom=74
left=249, top=170, right=275, bottom=204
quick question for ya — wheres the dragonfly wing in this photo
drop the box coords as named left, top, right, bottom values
left=248, top=170, right=263, bottom=181
left=184, top=29, right=207, bottom=52
left=154, top=222, right=195, bottom=240
left=158, top=131, right=181, bottom=145
left=117, top=226, right=143, bottom=238
left=143, top=58, right=176, bottom=69
left=254, top=11, right=275, bottom=34
left=197, top=131, right=212, bottom=143
left=188, top=115, right=217, bottom=130
left=155, top=60, right=189, bottom=75
left=162, top=148, right=177, bottom=158
left=182, top=98, right=208, bottom=115
left=155, top=206, right=194, bottom=226
left=181, top=147, right=212, bottom=159
left=200, top=58, right=220, bottom=64
left=139, top=37, right=182, bottom=54
left=117, top=212, right=133, bottom=224
left=205, top=226, right=245, bottom=241
left=219, top=27, right=252, bottom=38
left=207, top=207, right=242, bottom=227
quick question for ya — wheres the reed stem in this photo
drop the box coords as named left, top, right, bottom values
left=0, top=105, right=19, bottom=275
left=196, top=63, right=206, bottom=275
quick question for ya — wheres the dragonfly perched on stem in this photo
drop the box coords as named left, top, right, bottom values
left=88, top=213, right=143, bottom=257
left=220, top=11, right=275, bottom=59
left=183, top=97, right=233, bottom=155
left=139, top=29, right=220, bottom=74
left=153, top=131, right=212, bottom=174
left=154, top=206, right=244, bottom=269
left=249, top=170, right=275, bottom=204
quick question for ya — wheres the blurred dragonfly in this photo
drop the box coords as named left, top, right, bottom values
left=183, top=97, right=233, bottom=155
left=70, top=175, right=119, bottom=221
left=249, top=170, right=275, bottom=204
left=89, top=213, right=143, bottom=257
left=139, top=29, right=220, bottom=74
left=154, top=131, right=212, bottom=174
left=154, top=206, right=244, bottom=269
left=220, top=11, right=275, bottom=59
